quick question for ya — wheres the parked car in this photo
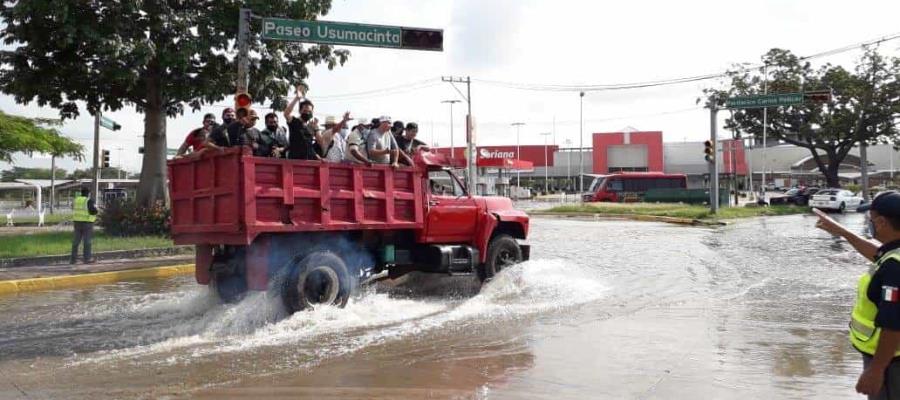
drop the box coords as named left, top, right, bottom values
left=809, top=189, right=863, bottom=213
left=769, top=187, right=820, bottom=206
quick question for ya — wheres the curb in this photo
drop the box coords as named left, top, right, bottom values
left=0, top=246, right=194, bottom=268
left=527, top=211, right=727, bottom=226
left=0, top=264, right=195, bottom=295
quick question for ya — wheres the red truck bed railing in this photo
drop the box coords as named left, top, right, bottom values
left=168, top=148, right=424, bottom=246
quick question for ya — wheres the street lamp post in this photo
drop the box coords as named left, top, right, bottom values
left=579, top=92, right=585, bottom=201
left=511, top=122, right=525, bottom=199
left=540, top=132, right=551, bottom=194
left=441, top=100, right=460, bottom=157
left=565, top=138, right=572, bottom=192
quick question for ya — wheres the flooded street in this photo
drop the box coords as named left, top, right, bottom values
left=0, top=213, right=871, bottom=399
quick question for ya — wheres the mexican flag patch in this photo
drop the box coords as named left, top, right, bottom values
left=884, top=286, right=900, bottom=302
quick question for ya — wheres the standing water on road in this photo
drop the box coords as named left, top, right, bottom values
left=0, top=213, right=871, bottom=399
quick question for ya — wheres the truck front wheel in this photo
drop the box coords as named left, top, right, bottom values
left=478, top=235, right=523, bottom=282
left=282, top=251, right=352, bottom=313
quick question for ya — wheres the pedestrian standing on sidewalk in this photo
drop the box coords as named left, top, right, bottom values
left=815, top=191, right=900, bottom=399
left=71, top=187, right=98, bottom=264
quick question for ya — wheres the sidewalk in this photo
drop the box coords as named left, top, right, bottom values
left=0, top=254, right=195, bottom=295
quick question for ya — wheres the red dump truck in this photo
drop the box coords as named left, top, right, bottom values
left=167, top=148, right=530, bottom=312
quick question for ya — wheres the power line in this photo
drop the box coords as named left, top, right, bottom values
left=473, top=31, right=900, bottom=93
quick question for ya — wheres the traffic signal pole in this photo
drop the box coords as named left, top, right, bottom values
left=237, top=8, right=251, bottom=95
left=92, top=113, right=101, bottom=200
left=709, top=105, right=719, bottom=213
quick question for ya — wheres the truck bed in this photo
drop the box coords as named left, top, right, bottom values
left=168, top=148, right=424, bottom=245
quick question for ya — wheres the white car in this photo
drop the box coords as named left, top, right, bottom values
left=809, top=189, right=863, bottom=212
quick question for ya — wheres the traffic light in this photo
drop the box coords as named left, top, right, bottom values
left=703, top=140, right=715, bottom=164
left=235, top=92, right=252, bottom=116
left=804, top=89, right=832, bottom=103
left=400, top=28, right=443, bottom=51
left=101, top=149, right=110, bottom=168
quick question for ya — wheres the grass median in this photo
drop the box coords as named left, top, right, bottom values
left=0, top=231, right=173, bottom=259
left=539, top=202, right=809, bottom=220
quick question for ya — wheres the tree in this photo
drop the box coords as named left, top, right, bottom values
left=0, top=111, right=83, bottom=163
left=0, top=1, right=349, bottom=206
left=1, top=166, right=63, bottom=181
left=703, top=48, right=900, bottom=188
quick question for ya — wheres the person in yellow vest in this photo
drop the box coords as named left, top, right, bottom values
left=71, top=187, right=98, bottom=264
left=816, top=191, right=900, bottom=398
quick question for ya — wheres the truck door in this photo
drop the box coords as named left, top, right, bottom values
left=425, top=169, right=477, bottom=243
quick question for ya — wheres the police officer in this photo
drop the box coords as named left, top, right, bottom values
left=816, top=191, right=900, bottom=398
left=71, top=187, right=98, bottom=264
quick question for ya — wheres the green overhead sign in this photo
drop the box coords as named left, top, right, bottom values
left=99, top=115, right=121, bottom=131
left=261, top=18, right=443, bottom=51
left=725, top=93, right=804, bottom=109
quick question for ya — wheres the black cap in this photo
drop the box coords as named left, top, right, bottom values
left=859, top=190, right=900, bottom=217
left=406, top=122, right=418, bottom=130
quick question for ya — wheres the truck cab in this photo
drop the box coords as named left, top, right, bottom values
left=168, top=148, right=530, bottom=312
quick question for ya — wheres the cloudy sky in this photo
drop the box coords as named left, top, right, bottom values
left=5, top=0, right=900, bottom=174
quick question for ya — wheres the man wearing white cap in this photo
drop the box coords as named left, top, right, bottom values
left=318, top=112, right=351, bottom=163
left=366, top=115, right=400, bottom=167
left=345, top=116, right=372, bottom=165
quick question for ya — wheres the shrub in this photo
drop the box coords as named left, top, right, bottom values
left=845, top=184, right=861, bottom=193
left=99, top=198, right=170, bottom=237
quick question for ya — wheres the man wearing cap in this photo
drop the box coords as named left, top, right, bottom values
left=344, top=117, right=372, bottom=165
left=395, top=122, right=429, bottom=165
left=816, top=191, right=900, bottom=398
left=366, top=116, right=400, bottom=167
left=209, top=107, right=237, bottom=147
left=318, top=112, right=352, bottom=162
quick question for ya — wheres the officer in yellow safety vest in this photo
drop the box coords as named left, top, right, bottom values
left=816, top=191, right=900, bottom=399
left=71, top=187, right=98, bottom=264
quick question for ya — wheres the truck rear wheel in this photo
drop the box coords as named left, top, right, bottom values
left=478, top=235, right=523, bottom=283
left=282, top=251, right=352, bottom=313
left=211, top=256, right=247, bottom=303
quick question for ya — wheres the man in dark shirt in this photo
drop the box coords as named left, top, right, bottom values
left=395, top=122, right=429, bottom=166
left=816, top=191, right=900, bottom=398
left=250, top=112, right=289, bottom=157
left=283, top=84, right=320, bottom=160
left=208, top=107, right=236, bottom=147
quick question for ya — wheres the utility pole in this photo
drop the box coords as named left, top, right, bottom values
left=441, top=99, right=460, bottom=156
left=511, top=122, right=525, bottom=199
left=761, top=62, right=769, bottom=200
left=579, top=91, right=585, bottom=200
left=50, top=154, right=56, bottom=214
left=236, top=8, right=251, bottom=94
left=709, top=102, right=719, bottom=213
left=565, top=138, right=572, bottom=193
left=441, top=76, right=475, bottom=194
left=861, top=142, right=870, bottom=201
left=92, top=112, right=101, bottom=200
left=540, top=132, right=552, bottom=194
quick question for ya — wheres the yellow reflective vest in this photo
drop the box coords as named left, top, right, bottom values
left=72, top=195, right=96, bottom=223
left=849, top=249, right=900, bottom=356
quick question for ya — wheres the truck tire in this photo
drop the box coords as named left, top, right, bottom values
left=211, top=257, right=247, bottom=303
left=478, top=235, right=523, bottom=283
left=282, top=251, right=352, bottom=313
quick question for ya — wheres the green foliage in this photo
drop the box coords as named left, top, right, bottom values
left=68, top=167, right=130, bottom=180
left=0, top=110, right=83, bottom=162
left=0, top=1, right=350, bottom=205
left=0, top=231, right=172, bottom=259
left=99, top=198, right=170, bottom=237
left=702, top=48, right=900, bottom=187
left=1, top=166, right=66, bottom=181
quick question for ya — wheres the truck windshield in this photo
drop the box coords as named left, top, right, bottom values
left=428, top=170, right=466, bottom=197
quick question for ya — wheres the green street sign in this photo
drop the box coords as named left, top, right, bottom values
left=261, top=18, right=442, bottom=51
left=725, top=93, right=804, bottom=109
left=99, top=115, right=121, bottom=131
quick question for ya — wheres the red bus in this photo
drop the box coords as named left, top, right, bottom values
left=583, top=173, right=687, bottom=202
